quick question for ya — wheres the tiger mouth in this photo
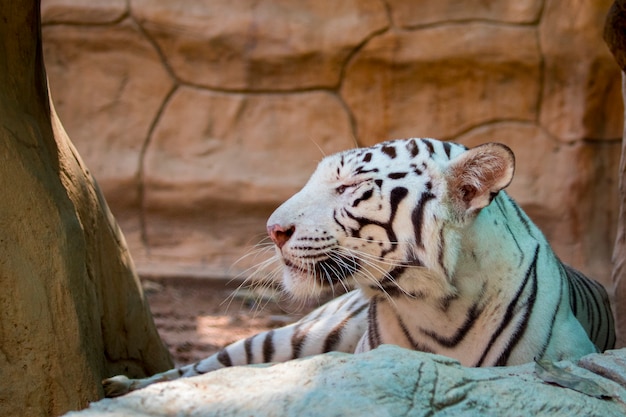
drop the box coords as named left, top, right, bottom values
left=283, top=256, right=360, bottom=284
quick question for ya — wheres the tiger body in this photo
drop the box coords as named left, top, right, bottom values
left=104, top=138, right=615, bottom=397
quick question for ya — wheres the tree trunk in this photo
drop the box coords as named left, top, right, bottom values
left=0, top=2, right=172, bottom=416
left=606, top=0, right=626, bottom=348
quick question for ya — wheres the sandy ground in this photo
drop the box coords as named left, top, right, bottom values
left=143, top=278, right=317, bottom=367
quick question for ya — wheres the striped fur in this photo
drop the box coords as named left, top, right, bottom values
left=103, top=138, right=615, bottom=397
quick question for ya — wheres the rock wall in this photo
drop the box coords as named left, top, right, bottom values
left=41, top=0, right=623, bottom=287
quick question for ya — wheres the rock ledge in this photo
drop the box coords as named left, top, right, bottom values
left=66, top=346, right=626, bottom=416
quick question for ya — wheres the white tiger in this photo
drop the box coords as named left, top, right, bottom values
left=104, top=138, right=615, bottom=397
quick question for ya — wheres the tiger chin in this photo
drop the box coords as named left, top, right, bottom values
left=103, top=138, right=615, bottom=397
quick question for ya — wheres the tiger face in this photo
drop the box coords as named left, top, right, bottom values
left=267, top=138, right=514, bottom=300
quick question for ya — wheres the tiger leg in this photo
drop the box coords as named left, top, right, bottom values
left=103, top=290, right=369, bottom=397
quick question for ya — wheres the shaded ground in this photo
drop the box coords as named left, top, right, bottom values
left=143, top=278, right=316, bottom=367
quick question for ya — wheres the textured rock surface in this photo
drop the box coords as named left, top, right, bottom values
left=41, top=0, right=126, bottom=24
left=540, top=0, right=623, bottom=142
left=0, top=2, right=172, bottom=416
left=386, top=0, right=543, bottom=27
left=142, top=88, right=355, bottom=272
left=132, top=0, right=389, bottom=90
left=64, top=346, right=626, bottom=417
left=42, top=1, right=623, bottom=286
left=340, top=24, right=541, bottom=142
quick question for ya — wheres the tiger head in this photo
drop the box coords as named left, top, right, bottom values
left=267, top=138, right=515, bottom=300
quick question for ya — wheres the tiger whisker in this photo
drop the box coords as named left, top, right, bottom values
left=334, top=250, right=391, bottom=300
left=343, top=244, right=426, bottom=271
left=222, top=248, right=283, bottom=316
left=324, top=252, right=354, bottom=295
left=318, top=261, right=337, bottom=300
left=228, top=244, right=277, bottom=286
left=335, top=247, right=411, bottom=304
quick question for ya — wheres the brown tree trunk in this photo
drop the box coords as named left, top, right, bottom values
left=606, top=0, right=626, bottom=348
left=612, top=81, right=626, bottom=348
left=0, top=2, right=172, bottom=416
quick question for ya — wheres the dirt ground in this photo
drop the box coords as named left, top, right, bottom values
left=143, top=278, right=317, bottom=367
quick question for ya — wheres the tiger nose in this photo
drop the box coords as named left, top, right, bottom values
left=267, top=224, right=295, bottom=249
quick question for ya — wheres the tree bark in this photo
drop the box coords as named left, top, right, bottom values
left=0, top=2, right=172, bottom=415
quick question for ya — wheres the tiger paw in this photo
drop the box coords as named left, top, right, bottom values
left=102, top=375, right=134, bottom=398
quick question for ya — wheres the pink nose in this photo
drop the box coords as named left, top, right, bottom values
left=267, top=224, right=295, bottom=249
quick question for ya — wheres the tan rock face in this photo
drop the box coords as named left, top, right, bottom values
left=143, top=88, right=355, bottom=275
left=43, top=1, right=623, bottom=290
left=42, top=0, right=127, bottom=24
left=341, top=24, right=541, bottom=144
left=43, top=20, right=174, bottom=210
left=386, top=0, right=543, bottom=27
left=145, top=88, right=355, bottom=207
left=540, top=0, right=623, bottom=142
left=132, top=0, right=388, bottom=90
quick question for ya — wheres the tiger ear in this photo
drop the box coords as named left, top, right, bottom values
left=446, top=143, right=515, bottom=214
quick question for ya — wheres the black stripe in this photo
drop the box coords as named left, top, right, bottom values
left=367, top=297, right=381, bottom=349
left=494, top=247, right=539, bottom=366
left=322, top=303, right=368, bottom=352
left=503, top=223, right=524, bottom=268
left=342, top=187, right=407, bottom=257
left=570, top=269, right=603, bottom=344
left=388, top=172, right=408, bottom=180
left=291, top=328, right=306, bottom=359
left=290, top=312, right=322, bottom=359
left=381, top=145, right=397, bottom=159
left=476, top=245, right=539, bottom=366
left=407, top=140, right=419, bottom=157
left=567, top=268, right=582, bottom=316
left=378, top=266, right=413, bottom=297
left=352, top=189, right=374, bottom=207
left=333, top=211, right=349, bottom=235
left=354, top=166, right=379, bottom=175
left=422, top=301, right=483, bottom=348
left=262, top=330, right=275, bottom=363
left=594, top=276, right=616, bottom=350
left=438, top=292, right=459, bottom=311
left=577, top=277, right=599, bottom=340
left=389, top=187, right=409, bottom=210
left=535, top=264, right=565, bottom=361
left=504, top=195, right=534, bottom=235
left=442, top=141, right=452, bottom=159
left=244, top=336, right=254, bottom=364
left=217, top=349, right=233, bottom=367
left=437, top=226, right=448, bottom=277
left=605, top=303, right=616, bottom=350
left=423, top=139, right=435, bottom=155
left=411, top=192, right=436, bottom=248
left=322, top=327, right=342, bottom=353
left=397, top=313, right=434, bottom=353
